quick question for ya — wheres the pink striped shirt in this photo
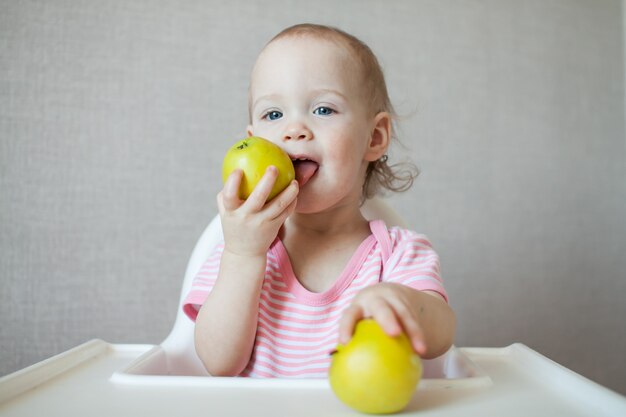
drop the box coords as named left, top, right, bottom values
left=183, top=220, right=448, bottom=378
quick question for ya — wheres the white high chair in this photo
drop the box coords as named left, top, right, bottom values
left=6, top=200, right=622, bottom=417
left=159, top=197, right=409, bottom=376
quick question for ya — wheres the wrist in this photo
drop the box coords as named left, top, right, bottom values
left=222, top=245, right=267, bottom=263
left=222, top=246, right=267, bottom=263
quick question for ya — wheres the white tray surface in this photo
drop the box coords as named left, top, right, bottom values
left=1, top=341, right=625, bottom=417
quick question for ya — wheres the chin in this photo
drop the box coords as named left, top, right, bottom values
left=294, top=193, right=330, bottom=214
left=294, top=191, right=357, bottom=215
left=294, top=201, right=322, bottom=214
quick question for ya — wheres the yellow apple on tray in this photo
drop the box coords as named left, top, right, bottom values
left=222, top=136, right=295, bottom=201
left=329, top=319, right=423, bottom=414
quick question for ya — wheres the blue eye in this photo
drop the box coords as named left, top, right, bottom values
left=313, top=106, right=334, bottom=116
left=264, top=110, right=283, bottom=121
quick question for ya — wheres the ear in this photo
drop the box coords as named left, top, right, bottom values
left=364, top=112, right=391, bottom=162
left=246, top=125, right=254, bottom=137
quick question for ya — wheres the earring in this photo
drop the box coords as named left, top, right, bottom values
left=379, top=155, right=388, bottom=163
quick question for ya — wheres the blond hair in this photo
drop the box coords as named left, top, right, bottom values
left=259, top=23, right=418, bottom=200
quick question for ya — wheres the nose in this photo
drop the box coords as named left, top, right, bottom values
left=283, top=122, right=313, bottom=141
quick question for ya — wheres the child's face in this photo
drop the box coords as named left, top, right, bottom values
left=247, top=36, right=385, bottom=213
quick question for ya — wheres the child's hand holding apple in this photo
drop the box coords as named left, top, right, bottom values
left=219, top=137, right=298, bottom=257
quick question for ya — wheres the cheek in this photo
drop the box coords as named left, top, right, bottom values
left=249, top=122, right=280, bottom=140
left=325, top=140, right=369, bottom=178
left=330, top=127, right=371, bottom=161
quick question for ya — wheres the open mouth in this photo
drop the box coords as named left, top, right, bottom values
left=291, top=156, right=319, bottom=187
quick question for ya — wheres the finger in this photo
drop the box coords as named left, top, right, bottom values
left=266, top=180, right=299, bottom=220
left=394, top=306, right=427, bottom=355
left=221, top=169, right=244, bottom=211
left=407, top=323, right=427, bottom=356
left=217, top=192, right=225, bottom=215
left=338, top=304, right=364, bottom=344
left=272, top=196, right=297, bottom=225
left=370, top=299, right=403, bottom=337
left=245, top=166, right=278, bottom=211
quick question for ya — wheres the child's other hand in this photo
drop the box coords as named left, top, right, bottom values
left=338, top=283, right=428, bottom=356
left=218, top=166, right=298, bottom=257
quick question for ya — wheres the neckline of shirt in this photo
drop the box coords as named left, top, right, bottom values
left=269, top=220, right=387, bottom=306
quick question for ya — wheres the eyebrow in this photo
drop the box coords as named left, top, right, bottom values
left=310, top=88, right=349, bottom=101
left=251, top=89, right=349, bottom=111
left=252, top=94, right=281, bottom=111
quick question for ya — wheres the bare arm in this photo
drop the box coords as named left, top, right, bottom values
left=194, top=167, right=298, bottom=375
left=339, top=283, right=456, bottom=359
left=194, top=250, right=266, bottom=375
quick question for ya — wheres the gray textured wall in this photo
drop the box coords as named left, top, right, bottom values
left=1, top=0, right=625, bottom=394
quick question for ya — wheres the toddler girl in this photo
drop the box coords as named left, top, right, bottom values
left=183, top=23, right=456, bottom=377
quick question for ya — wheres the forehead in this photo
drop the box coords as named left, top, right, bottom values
left=250, top=36, right=363, bottom=96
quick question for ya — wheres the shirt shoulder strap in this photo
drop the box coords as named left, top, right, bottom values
left=370, top=220, right=392, bottom=270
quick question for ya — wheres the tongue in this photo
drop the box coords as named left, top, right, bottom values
left=293, top=160, right=318, bottom=187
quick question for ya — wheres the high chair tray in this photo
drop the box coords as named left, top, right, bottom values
left=1, top=340, right=625, bottom=416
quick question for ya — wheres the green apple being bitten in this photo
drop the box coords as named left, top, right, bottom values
left=222, top=136, right=295, bottom=201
